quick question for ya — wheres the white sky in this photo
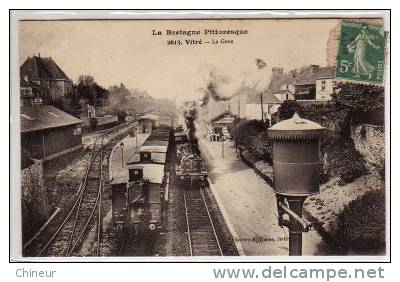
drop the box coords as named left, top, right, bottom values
left=19, top=19, right=338, bottom=103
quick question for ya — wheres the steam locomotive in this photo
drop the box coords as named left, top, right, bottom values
left=174, top=126, right=207, bottom=186
left=110, top=125, right=172, bottom=233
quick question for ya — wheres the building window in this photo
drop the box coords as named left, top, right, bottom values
left=73, top=127, right=82, bottom=135
left=20, top=113, right=35, bottom=121
left=141, top=152, right=151, bottom=162
left=267, top=105, right=273, bottom=114
left=20, top=87, right=33, bottom=97
left=321, top=80, right=326, bottom=91
left=32, top=96, right=43, bottom=105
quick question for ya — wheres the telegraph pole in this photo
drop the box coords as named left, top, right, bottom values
left=221, top=138, right=224, bottom=158
left=235, top=94, right=240, bottom=155
left=135, top=126, right=138, bottom=149
left=234, top=115, right=237, bottom=154
left=260, top=92, right=264, bottom=123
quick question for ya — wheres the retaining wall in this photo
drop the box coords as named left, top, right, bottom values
left=351, top=124, right=385, bottom=175
left=21, top=161, right=51, bottom=243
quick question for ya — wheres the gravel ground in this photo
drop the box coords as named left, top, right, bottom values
left=152, top=172, right=191, bottom=257
left=152, top=171, right=238, bottom=257
left=201, top=183, right=239, bottom=256
left=24, top=125, right=135, bottom=257
left=34, top=125, right=240, bottom=258
left=147, top=146, right=239, bottom=257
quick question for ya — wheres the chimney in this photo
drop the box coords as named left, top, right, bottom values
left=272, top=67, right=284, bottom=76
left=309, top=65, right=319, bottom=73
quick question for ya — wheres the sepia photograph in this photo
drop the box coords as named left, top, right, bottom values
left=10, top=12, right=389, bottom=260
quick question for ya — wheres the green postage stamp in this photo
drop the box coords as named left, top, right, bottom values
left=336, top=21, right=385, bottom=84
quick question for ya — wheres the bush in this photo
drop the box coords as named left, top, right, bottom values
left=332, top=83, right=384, bottom=125
left=115, top=110, right=128, bottom=123
left=279, top=100, right=351, bottom=137
left=250, top=131, right=273, bottom=163
left=235, top=119, right=272, bottom=162
left=335, top=189, right=385, bottom=254
left=278, top=100, right=304, bottom=120
left=236, top=119, right=268, bottom=148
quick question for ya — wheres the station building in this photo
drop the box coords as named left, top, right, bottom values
left=21, top=106, right=83, bottom=164
left=209, top=110, right=237, bottom=139
left=137, top=114, right=159, bottom=134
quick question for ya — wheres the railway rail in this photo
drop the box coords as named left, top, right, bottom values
left=24, top=123, right=135, bottom=257
left=36, top=138, right=104, bottom=257
left=183, top=187, right=223, bottom=256
left=117, top=233, right=155, bottom=256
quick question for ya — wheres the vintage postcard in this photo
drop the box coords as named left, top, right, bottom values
left=10, top=11, right=390, bottom=260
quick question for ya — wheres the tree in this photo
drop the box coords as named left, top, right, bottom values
left=332, top=83, right=384, bottom=125
left=107, top=83, right=132, bottom=121
left=76, top=75, right=108, bottom=106
left=236, top=119, right=268, bottom=148
left=278, top=100, right=304, bottom=120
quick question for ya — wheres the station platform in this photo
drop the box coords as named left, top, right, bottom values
left=198, top=138, right=324, bottom=256
left=109, top=133, right=150, bottom=183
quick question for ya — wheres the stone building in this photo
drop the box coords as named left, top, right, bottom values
left=137, top=114, right=159, bottom=134
left=292, top=65, right=336, bottom=101
left=20, top=55, right=73, bottom=106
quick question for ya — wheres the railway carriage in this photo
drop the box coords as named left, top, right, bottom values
left=110, top=126, right=172, bottom=234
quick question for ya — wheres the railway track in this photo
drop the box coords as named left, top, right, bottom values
left=117, top=232, right=155, bottom=256
left=183, top=187, right=223, bottom=256
left=24, top=123, right=135, bottom=257
left=36, top=138, right=105, bottom=257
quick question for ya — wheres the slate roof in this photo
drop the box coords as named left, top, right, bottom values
left=231, top=86, right=257, bottom=98
left=246, top=91, right=282, bottom=104
left=20, top=106, right=83, bottom=133
left=20, top=56, right=71, bottom=81
left=137, top=114, right=159, bottom=121
left=268, top=66, right=335, bottom=89
left=273, top=89, right=292, bottom=94
left=210, top=110, right=237, bottom=123
left=294, top=66, right=335, bottom=85
left=247, top=66, right=335, bottom=104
